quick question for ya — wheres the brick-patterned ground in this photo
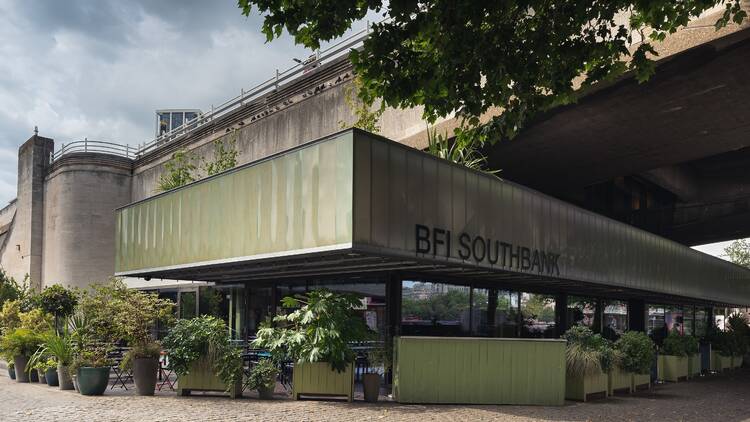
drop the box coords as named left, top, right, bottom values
left=1, top=369, right=749, bottom=421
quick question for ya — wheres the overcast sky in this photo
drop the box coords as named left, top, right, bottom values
left=0, top=1, right=741, bottom=258
left=0, top=0, right=373, bottom=207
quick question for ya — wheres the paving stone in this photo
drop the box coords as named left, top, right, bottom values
left=0, top=370, right=748, bottom=421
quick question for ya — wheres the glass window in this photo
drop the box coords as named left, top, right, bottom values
left=695, top=308, right=707, bottom=338
left=568, top=296, right=596, bottom=328
left=648, top=305, right=667, bottom=343
left=683, top=307, right=695, bottom=336
left=520, top=293, right=556, bottom=338
left=471, top=288, right=519, bottom=337
left=171, top=112, right=184, bottom=130
left=158, top=112, right=170, bottom=136
left=179, top=291, right=197, bottom=319
left=184, top=112, right=197, bottom=123
left=603, top=300, right=627, bottom=340
left=665, top=306, right=684, bottom=335
left=401, top=281, right=471, bottom=336
left=310, top=281, right=386, bottom=337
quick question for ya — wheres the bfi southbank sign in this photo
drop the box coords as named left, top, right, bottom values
left=415, top=224, right=561, bottom=276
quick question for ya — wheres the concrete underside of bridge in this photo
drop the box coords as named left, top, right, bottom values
left=487, top=28, right=750, bottom=246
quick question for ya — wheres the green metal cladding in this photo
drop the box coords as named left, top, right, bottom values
left=393, top=336, right=566, bottom=405
left=292, top=362, right=354, bottom=401
left=115, top=132, right=354, bottom=274
left=115, top=129, right=750, bottom=306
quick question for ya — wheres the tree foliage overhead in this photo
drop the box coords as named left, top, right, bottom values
left=724, top=239, right=750, bottom=268
left=239, top=0, right=748, bottom=142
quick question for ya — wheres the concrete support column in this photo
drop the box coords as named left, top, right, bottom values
left=555, top=293, right=568, bottom=337
left=628, top=299, right=647, bottom=332
left=0, top=134, right=53, bottom=291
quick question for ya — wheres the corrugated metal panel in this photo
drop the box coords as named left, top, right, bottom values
left=393, top=336, right=566, bottom=405
left=115, top=132, right=354, bottom=274
left=353, top=132, right=750, bottom=305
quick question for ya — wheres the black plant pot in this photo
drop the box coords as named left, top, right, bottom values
left=46, top=367, right=59, bottom=386
left=29, top=369, right=39, bottom=383
left=133, top=358, right=159, bottom=396
left=258, top=384, right=274, bottom=400
left=8, top=367, right=16, bottom=380
left=13, top=356, right=30, bottom=383
left=77, top=367, right=110, bottom=396
left=38, top=369, right=47, bottom=384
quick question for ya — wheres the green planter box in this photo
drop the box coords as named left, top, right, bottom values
left=177, top=357, right=242, bottom=399
left=659, top=355, right=688, bottom=382
left=394, top=337, right=566, bottom=405
left=732, top=355, right=743, bottom=369
left=566, top=371, right=608, bottom=402
left=608, top=367, right=632, bottom=395
left=631, top=373, right=651, bottom=391
left=688, top=354, right=701, bottom=378
left=292, top=362, right=353, bottom=402
left=711, top=351, right=724, bottom=372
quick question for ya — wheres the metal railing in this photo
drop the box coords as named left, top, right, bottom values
left=50, top=20, right=383, bottom=164
left=49, top=138, right=137, bottom=163
left=134, top=22, right=376, bottom=157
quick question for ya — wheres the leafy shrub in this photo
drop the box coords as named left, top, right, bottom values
left=38, top=285, right=77, bottom=320
left=0, top=300, right=21, bottom=335
left=162, top=315, right=242, bottom=389
left=253, top=289, right=373, bottom=372
left=614, top=331, right=655, bottom=374
left=661, top=329, right=700, bottom=357
left=564, top=325, right=615, bottom=377
left=69, top=346, right=111, bottom=373
left=1, top=328, right=44, bottom=358
left=247, top=358, right=279, bottom=391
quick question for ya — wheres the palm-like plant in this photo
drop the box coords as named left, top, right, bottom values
left=426, top=125, right=499, bottom=175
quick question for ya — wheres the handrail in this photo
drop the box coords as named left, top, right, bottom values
left=134, top=21, right=377, bottom=156
left=50, top=139, right=136, bottom=163
left=51, top=19, right=383, bottom=164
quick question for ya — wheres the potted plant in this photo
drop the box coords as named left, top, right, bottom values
left=659, top=329, right=690, bottom=382
left=114, top=287, right=174, bottom=396
left=614, top=331, right=654, bottom=392
left=253, top=289, right=373, bottom=402
left=38, top=284, right=77, bottom=334
left=40, top=358, right=59, bottom=386
left=708, top=328, right=733, bottom=371
left=72, top=346, right=111, bottom=396
left=563, top=325, right=613, bottom=401
left=247, top=358, right=279, bottom=399
left=162, top=315, right=243, bottom=398
left=1, top=328, right=43, bottom=383
left=363, top=347, right=389, bottom=402
left=44, top=333, right=74, bottom=390
left=726, top=313, right=749, bottom=368
left=682, top=335, right=700, bottom=378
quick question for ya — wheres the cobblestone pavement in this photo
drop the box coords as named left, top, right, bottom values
left=2, top=369, right=750, bottom=421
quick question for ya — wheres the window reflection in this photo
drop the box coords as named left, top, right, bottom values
left=603, top=300, right=627, bottom=340
left=695, top=308, right=707, bottom=337
left=471, top=289, right=519, bottom=337
left=401, top=281, right=471, bottom=336
left=568, top=296, right=596, bottom=328
left=520, top=293, right=556, bottom=338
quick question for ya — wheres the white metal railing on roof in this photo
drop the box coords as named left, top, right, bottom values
left=135, top=22, right=376, bottom=156
left=50, top=20, right=381, bottom=164
left=49, top=138, right=137, bottom=163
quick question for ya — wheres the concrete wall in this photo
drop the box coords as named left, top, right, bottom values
left=130, top=80, right=437, bottom=202
left=42, top=157, right=132, bottom=288
left=0, top=136, right=53, bottom=289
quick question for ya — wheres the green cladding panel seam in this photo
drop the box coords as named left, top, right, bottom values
left=115, top=132, right=354, bottom=273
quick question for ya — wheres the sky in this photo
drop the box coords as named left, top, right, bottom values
left=0, top=0, right=373, bottom=207
left=0, top=1, right=741, bottom=259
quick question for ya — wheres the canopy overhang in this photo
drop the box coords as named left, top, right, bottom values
left=115, top=129, right=750, bottom=307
